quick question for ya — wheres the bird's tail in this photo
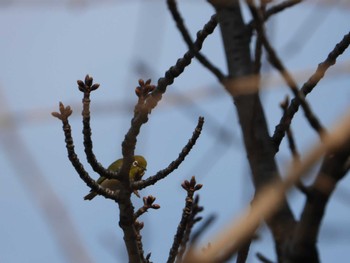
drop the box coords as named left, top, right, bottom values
left=84, top=191, right=97, bottom=201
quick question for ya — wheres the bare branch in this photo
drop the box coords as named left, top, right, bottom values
left=167, top=0, right=225, bottom=81
left=248, top=2, right=325, bottom=138
left=176, top=195, right=204, bottom=263
left=134, top=195, right=160, bottom=220
left=287, top=138, right=350, bottom=261
left=133, top=117, right=204, bottom=190
left=167, top=176, right=203, bottom=263
left=120, top=15, right=217, bottom=183
left=280, top=97, right=300, bottom=161
left=52, top=102, right=119, bottom=201
left=264, top=0, right=303, bottom=21
left=247, top=0, right=304, bottom=33
left=77, top=75, right=121, bottom=180
left=183, top=110, right=350, bottom=263
left=210, top=1, right=296, bottom=258
left=273, top=31, right=350, bottom=150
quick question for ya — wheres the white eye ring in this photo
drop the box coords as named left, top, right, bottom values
left=132, top=161, right=139, bottom=167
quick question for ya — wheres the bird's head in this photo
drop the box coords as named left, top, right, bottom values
left=130, top=155, right=147, bottom=181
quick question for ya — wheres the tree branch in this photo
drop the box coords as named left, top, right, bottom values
left=175, top=195, right=203, bottom=263
left=52, top=102, right=119, bottom=201
left=209, top=0, right=295, bottom=259
left=167, top=176, right=203, bottom=263
left=285, top=139, right=350, bottom=262
left=167, top=0, right=225, bottom=81
left=248, top=2, right=325, bottom=139
left=133, top=117, right=204, bottom=190
left=77, top=75, right=122, bottom=180
left=134, top=196, right=160, bottom=220
left=273, top=31, right=350, bottom=150
left=183, top=110, right=350, bottom=263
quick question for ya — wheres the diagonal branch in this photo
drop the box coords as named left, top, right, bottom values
left=133, top=117, right=204, bottom=190
left=52, top=102, right=119, bottom=201
left=120, top=15, right=217, bottom=178
left=248, top=2, right=325, bottom=138
left=247, top=0, right=304, bottom=32
left=264, top=0, right=303, bottom=21
left=280, top=97, right=300, bottom=161
left=273, top=31, right=350, bottom=151
left=167, top=0, right=225, bottom=81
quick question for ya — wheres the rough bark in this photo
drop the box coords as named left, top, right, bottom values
left=209, top=0, right=296, bottom=259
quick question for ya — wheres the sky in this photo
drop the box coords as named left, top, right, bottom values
left=0, top=0, right=350, bottom=262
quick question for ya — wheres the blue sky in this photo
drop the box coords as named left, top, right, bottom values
left=1, top=1, right=350, bottom=262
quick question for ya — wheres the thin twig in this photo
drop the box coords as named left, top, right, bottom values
left=133, top=117, right=204, bottom=190
left=273, top=31, right=350, bottom=151
left=247, top=0, right=303, bottom=33
left=167, top=176, right=203, bottom=263
left=151, top=14, right=218, bottom=101
left=248, top=2, right=325, bottom=138
left=256, top=252, right=275, bottom=263
left=264, top=0, right=303, bottom=21
left=253, top=34, right=263, bottom=75
left=280, top=97, right=300, bottom=161
left=176, top=196, right=203, bottom=263
left=77, top=75, right=121, bottom=180
left=167, top=0, right=225, bottom=81
left=133, top=196, right=160, bottom=220
left=190, top=215, right=216, bottom=246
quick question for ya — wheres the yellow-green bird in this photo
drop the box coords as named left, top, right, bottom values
left=84, top=155, right=147, bottom=200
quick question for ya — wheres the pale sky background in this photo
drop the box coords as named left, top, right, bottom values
left=1, top=1, right=350, bottom=262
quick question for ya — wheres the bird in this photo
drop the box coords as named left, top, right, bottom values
left=84, top=155, right=147, bottom=200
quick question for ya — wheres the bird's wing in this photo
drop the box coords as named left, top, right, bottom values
left=96, top=176, right=107, bottom=184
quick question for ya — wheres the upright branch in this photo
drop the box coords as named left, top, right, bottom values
left=209, top=0, right=295, bottom=259
left=176, top=196, right=203, bottom=263
left=117, top=19, right=215, bottom=259
left=77, top=75, right=121, bottom=180
left=280, top=97, right=300, bottom=161
left=134, top=220, right=146, bottom=262
left=167, top=176, right=203, bottom=263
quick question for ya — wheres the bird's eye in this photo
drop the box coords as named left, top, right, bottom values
left=132, top=161, right=139, bottom=167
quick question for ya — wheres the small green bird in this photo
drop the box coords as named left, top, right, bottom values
left=84, top=155, right=147, bottom=200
